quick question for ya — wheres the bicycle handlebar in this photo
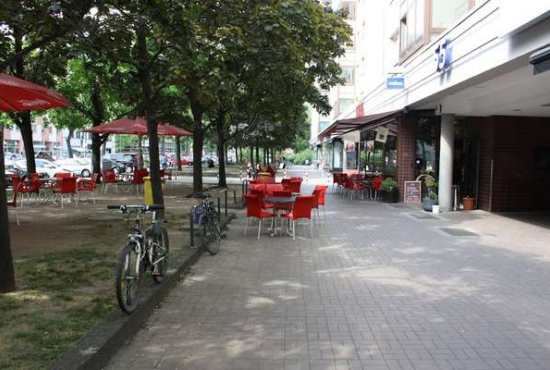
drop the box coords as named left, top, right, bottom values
left=107, top=204, right=165, bottom=212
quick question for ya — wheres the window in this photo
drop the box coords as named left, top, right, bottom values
left=319, top=121, right=330, bottom=132
left=341, top=67, right=355, bottom=86
left=338, top=99, right=354, bottom=116
left=399, top=0, right=425, bottom=58
left=341, top=2, right=355, bottom=20
left=431, top=0, right=474, bottom=31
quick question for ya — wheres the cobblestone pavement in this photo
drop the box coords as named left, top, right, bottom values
left=107, top=173, right=550, bottom=370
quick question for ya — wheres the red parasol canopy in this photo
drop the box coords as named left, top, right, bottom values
left=0, top=73, right=71, bottom=112
left=84, top=117, right=192, bottom=137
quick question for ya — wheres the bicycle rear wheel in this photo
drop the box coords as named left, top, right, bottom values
left=115, top=242, right=143, bottom=314
left=203, top=215, right=221, bottom=255
left=152, top=228, right=170, bottom=284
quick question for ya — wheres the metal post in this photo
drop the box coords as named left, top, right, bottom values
left=224, top=189, right=228, bottom=216
left=217, top=196, right=221, bottom=221
left=190, top=205, right=197, bottom=248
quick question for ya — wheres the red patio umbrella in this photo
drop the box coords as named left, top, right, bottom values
left=0, top=73, right=71, bottom=111
left=84, top=117, right=192, bottom=137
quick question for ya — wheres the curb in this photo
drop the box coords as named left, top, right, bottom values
left=48, top=213, right=236, bottom=370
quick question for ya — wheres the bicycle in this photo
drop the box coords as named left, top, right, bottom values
left=188, top=191, right=222, bottom=255
left=107, top=204, right=169, bottom=314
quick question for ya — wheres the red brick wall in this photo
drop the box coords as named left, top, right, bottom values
left=397, top=116, right=416, bottom=197
left=472, top=116, right=550, bottom=211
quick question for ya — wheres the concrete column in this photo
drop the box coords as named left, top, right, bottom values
left=438, top=114, right=455, bottom=211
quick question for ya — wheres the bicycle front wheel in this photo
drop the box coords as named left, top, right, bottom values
left=115, top=242, right=144, bottom=314
left=203, top=215, right=221, bottom=255
left=152, top=228, right=170, bottom=284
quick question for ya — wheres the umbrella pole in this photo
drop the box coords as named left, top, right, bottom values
left=138, top=134, right=143, bottom=169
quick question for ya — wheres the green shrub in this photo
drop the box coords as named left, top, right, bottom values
left=381, top=178, right=397, bottom=192
left=292, top=149, right=312, bottom=165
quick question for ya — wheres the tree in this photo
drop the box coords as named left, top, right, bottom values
left=204, top=0, right=351, bottom=187
left=0, top=0, right=95, bottom=293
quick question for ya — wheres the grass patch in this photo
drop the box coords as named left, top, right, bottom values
left=0, top=248, right=118, bottom=370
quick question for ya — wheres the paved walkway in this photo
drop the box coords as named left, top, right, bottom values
left=107, top=173, right=550, bottom=370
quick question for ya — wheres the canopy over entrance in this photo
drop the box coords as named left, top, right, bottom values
left=318, top=110, right=402, bottom=139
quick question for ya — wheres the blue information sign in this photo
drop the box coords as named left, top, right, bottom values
left=387, top=76, right=405, bottom=90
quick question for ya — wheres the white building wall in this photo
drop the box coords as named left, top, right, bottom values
left=351, top=0, right=550, bottom=118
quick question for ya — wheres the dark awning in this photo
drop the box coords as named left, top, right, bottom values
left=318, top=110, right=402, bottom=139
left=530, top=45, right=550, bottom=75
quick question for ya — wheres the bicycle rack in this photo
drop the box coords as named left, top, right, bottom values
left=241, top=179, right=249, bottom=202
left=189, top=204, right=201, bottom=249
left=217, top=188, right=228, bottom=221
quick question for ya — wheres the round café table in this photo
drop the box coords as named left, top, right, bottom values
left=264, top=196, right=296, bottom=236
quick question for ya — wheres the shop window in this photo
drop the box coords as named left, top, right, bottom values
left=359, top=123, right=398, bottom=176
left=534, top=148, right=550, bottom=171
left=415, top=117, right=440, bottom=179
left=345, top=142, right=357, bottom=170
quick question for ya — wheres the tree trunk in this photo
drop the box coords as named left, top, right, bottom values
left=17, top=114, right=37, bottom=174
left=92, top=134, right=102, bottom=174
left=136, top=21, right=163, bottom=206
left=189, top=87, right=205, bottom=193
left=217, top=119, right=227, bottom=188
left=66, top=128, right=75, bottom=158
left=176, top=136, right=182, bottom=171
left=255, top=144, right=260, bottom=165
left=263, top=147, right=267, bottom=165
left=192, top=126, right=204, bottom=192
left=90, top=82, right=104, bottom=174
left=250, top=144, right=254, bottom=168
left=0, top=124, right=16, bottom=293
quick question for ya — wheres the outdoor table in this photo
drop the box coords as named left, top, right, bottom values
left=264, top=196, right=296, bottom=236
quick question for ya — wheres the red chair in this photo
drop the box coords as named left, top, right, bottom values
left=314, top=185, right=328, bottom=218
left=7, top=188, right=20, bottom=225
left=52, top=177, right=78, bottom=208
left=54, top=172, right=72, bottom=179
left=132, top=169, right=149, bottom=194
left=282, top=195, right=315, bottom=240
left=250, top=188, right=274, bottom=210
left=371, top=176, right=383, bottom=200
left=13, top=175, right=39, bottom=206
left=332, top=172, right=341, bottom=190
left=244, top=194, right=276, bottom=240
left=289, top=178, right=302, bottom=193
left=77, top=173, right=99, bottom=204
left=102, top=169, right=119, bottom=194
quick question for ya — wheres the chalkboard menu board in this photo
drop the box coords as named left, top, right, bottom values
left=404, top=181, right=422, bottom=203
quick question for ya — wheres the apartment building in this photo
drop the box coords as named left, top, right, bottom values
left=310, top=0, right=357, bottom=170
left=318, top=0, right=550, bottom=212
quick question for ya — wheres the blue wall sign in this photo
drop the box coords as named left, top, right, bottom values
left=435, top=39, right=452, bottom=72
left=387, top=76, right=405, bottom=90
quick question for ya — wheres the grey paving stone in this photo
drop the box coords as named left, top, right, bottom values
left=105, top=177, right=550, bottom=370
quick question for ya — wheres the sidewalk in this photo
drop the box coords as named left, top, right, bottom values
left=106, top=176, right=550, bottom=370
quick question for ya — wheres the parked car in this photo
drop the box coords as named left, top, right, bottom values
left=107, top=152, right=142, bottom=171
left=4, top=160, right=24, bottom=186
left=56, top=158, right=92, bottom=177
left=14, top=159, right=70, bottom=179
left=35, top=151, right=57, bottom=162
left=102, top=158, right=126, bottom=174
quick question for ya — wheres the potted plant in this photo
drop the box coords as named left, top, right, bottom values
left=422, top=178, right=438, bottom=212
left=462, top=196, right=476, bottom=210
left=381, top=178, right=399, bottom=203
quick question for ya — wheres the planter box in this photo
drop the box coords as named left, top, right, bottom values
left=422, top=197, right=438, bottom=212
left=382, top=187, right=399, bottom=203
